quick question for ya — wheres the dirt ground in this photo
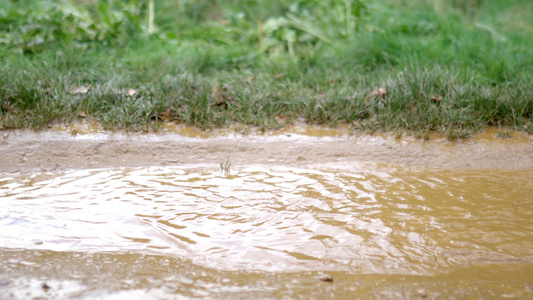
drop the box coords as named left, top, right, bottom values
left=1, top=125, right=532, bottom=174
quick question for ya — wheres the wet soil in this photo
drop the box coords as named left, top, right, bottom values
left=1, top=125, right=532, bottom=174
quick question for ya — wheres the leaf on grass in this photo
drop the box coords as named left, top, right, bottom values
left=431, top=95, right=443, bottom=105
left=211, top=86, right=222, bottom=101
left=210, top=85, right=233, bottom=109
left=365, top=87, right=387, bottom=106
left=78, top=111, right=87, bottom=118
left=0, top=100, right=14, bottom=112
left=161, top=108, right=173, bottom=121
left=275, top=115, right=287, bottom=123
left=369, top=87, right=387, bottom=98
left=70, top=85, right=91, bottom=95
left=125, top=89, right=138, bottom=97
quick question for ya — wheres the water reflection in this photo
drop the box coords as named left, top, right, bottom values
left=1, top=165, right=531, bottom=277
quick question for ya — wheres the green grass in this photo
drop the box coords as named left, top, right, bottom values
left=1, top=0, right=532, bottom=139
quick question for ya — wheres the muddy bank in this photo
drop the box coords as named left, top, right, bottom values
left=1, top=126, right=532, bottom=174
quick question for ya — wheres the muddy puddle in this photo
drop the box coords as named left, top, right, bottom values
left=0, top=126, right=532, bottom=299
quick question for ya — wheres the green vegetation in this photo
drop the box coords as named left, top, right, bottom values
left=220, top=158, right=231, bottom=176
left=1, top=0, right=532, bottom=139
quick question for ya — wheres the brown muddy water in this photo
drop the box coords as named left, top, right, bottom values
left=0, top=126, right=532, bottom=299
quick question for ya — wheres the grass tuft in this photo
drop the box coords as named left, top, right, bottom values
left=1, top=0, right=532, bottom=139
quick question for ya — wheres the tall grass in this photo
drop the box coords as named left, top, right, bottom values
left=1, top=0, right=532, bottom=138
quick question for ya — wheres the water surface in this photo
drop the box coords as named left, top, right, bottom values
left=1, top=164, right=532, bottom=298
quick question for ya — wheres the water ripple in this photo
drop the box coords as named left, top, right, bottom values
left=1, top=165, right=532, bottom=275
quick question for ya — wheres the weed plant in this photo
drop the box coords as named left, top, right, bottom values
left=220, top=158, right=231, bottom=176
left=1, top=0, right=532, bottom=139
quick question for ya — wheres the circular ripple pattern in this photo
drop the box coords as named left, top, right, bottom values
left=1, top=165, right=532, bottom=274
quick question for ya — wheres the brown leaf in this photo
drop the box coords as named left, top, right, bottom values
left=319, top=274, right=334, bottom=282
left=70, top=85, right=91, bottom=95
left=328, top=79, right=335, bottom=86
left=161, top=108, right=173, bottom=121
left=210, top=85, right=232, bottom=108
left=78, top=110, right=87, bottom=118
left=211, top=85, right=223, bottom=102
left=41, top=283, right=51, bottom=292
left=369, top=87, right=387, bottom=99
left=0, top=99, right=14, bottom=112
left=431, top=94, right=443, bottom=104
left=365, top=87, right=387, bottom=106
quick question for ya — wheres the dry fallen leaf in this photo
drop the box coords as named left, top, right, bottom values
left=78, top=111, right=87, bottom=118
left=275, top=115, right=287, bottom=123
left=0, top=100, right=14, bottom=112
left=318, top=274, right=334, bottom=282
left=431, top=95, right=443, bottom=104
left=211, top=85, right=222, bottom=101
left=369, top=87, right=387, bottom=99
left=161, top=108, right=173, bottom=121
left=70, top=85, right=91, bottom=95
left=210, top=85, right=232, bottom=108
left=125, top=89, right=138, bottom=97
left=365, top=87, right=387, bottom=106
